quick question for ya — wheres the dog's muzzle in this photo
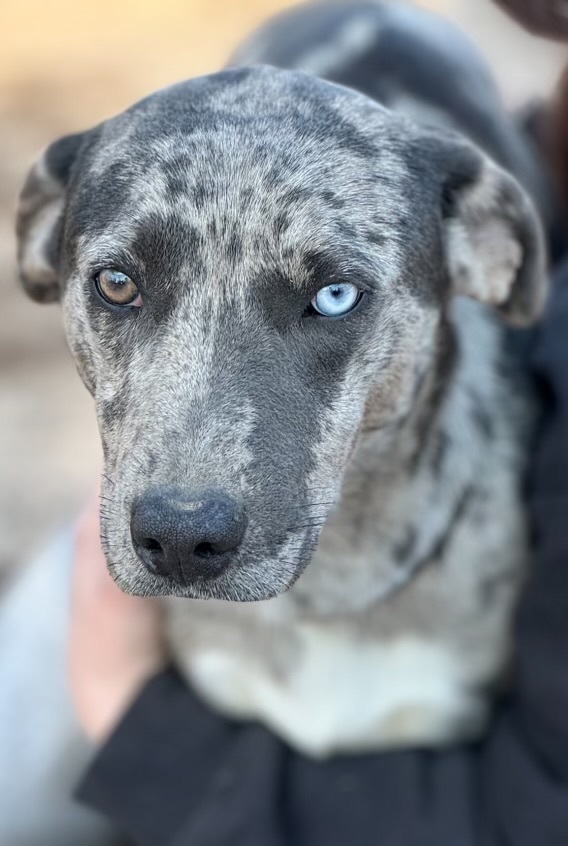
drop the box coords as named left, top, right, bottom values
left=130, top=487, right=247, bottom=585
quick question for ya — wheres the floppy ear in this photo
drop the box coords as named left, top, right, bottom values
left=439, top=138, right=548, bottom=326
left=16, top=131, right=86, bottom=303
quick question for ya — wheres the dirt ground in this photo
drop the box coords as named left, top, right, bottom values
left=0, top=0, right=564, bottom=584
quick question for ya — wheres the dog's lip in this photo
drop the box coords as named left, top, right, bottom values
left=122, top=543, right=306, bottom=600
left=132, top=544, right=234, bottom=586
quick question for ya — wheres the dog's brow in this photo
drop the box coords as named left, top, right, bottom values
left=300, top=247, right=381, bottom=292
left=76, top=239, right=142, bottom=276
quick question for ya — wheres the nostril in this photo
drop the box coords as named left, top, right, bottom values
left=194, top=542, right=216, bottom=558
left=134, top=535, right=165, bottom=576
left=140, top=537, right=163, bottom=553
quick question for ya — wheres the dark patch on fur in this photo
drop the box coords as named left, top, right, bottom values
left=320, top=189, right=346, bottom=209
left=480, top=569, right=517, bottom=606
left=161, top=158, right=189, bottom=199
left=65, top=156, right=135, bottom=248
left=336, top=221, right=357, bottom=240
left=408, top=321, right=457, bottom=474
left=283, top=186, right=312, bottom=208
left=226, top=230, right=243, bottom=263
left=273, top=211, right=291, bottom=238
left=393, top=526, right=418, bottom=564
left=430, top=429, right=451, bottom=478
left=263, top=166, right=285, bottom=191
left=379, top=482, right=478, bottom=606
left=132, top=214, right=204, bottom=295
left=100, top=393, right=128, bottom=429
left=468, top=389, right=495, bottom=439
left=426, top=485, right=475, bottom=565
left=365, top=228, right=387, bottom=247
left=192, top=181, right=214, bottom=211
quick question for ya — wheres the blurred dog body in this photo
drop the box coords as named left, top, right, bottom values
left=2, top=3, right=551, bottom=843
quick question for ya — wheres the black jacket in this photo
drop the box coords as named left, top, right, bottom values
left=78, top=266, right=568, bottom=846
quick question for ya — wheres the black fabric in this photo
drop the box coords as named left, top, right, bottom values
left=78, top=264, right=568, bottom=846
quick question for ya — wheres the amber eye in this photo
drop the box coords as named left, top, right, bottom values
left=94, top=269, right=142, bottom=307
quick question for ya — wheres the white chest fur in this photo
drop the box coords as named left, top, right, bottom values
left=185, top=625, right=487, bottom=757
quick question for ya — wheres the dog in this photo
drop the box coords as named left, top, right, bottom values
left=3, top=1, right=550, bottom=842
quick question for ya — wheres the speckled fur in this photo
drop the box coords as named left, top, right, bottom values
left=16, top=2, right=547, bottom=755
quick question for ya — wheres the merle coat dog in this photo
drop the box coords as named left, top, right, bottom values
left=2, top=2, right=551, bottom=843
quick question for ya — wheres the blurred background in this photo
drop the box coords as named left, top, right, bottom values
left=0, top=0, right=565, bottom=587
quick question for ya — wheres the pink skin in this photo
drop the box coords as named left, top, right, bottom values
left=68, top=487, right=167, bottom=743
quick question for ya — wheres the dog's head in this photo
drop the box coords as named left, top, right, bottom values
left=16, top=67, right=546, bottom=600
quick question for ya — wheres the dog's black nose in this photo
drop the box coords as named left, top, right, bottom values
left=131, top=487, right=247, bottom=584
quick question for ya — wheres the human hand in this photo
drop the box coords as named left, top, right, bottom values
left=68, top=490, right=167, bottom=744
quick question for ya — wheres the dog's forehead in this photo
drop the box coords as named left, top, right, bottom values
left=67, top=67, right=416, bottom=295
left=91, top=65, right=397, bottom=166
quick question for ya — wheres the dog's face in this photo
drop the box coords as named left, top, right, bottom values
left=16, top=68, right=545, bottom=600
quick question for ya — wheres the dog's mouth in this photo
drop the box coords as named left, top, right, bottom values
left=113, top=540, right=312, bottom=602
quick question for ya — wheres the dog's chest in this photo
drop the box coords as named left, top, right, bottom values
left=174, top=619, right=486, bottom=757
left=166, top=496, right=524, bottom=758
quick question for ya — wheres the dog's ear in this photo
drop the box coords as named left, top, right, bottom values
left=436, top=137, right=547, bottom=326
left=16, top=131, right=86, bottom=303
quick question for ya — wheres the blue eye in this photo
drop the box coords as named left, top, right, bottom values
left=311, top=282, right=361, bottom=317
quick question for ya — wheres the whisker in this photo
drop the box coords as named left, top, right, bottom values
left=123, top=448, right=146, bottom=473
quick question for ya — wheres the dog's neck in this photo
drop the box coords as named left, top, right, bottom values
left=285, top=297, right=509, bottom=617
